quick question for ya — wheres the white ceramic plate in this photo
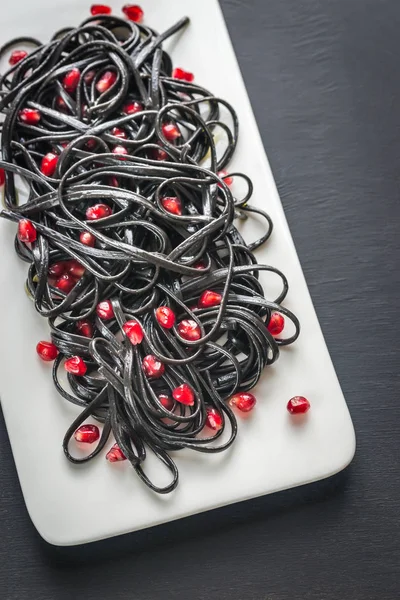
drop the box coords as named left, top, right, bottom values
left=0, top=0, right=355, bottom=546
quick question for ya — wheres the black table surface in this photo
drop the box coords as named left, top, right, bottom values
left=1, top=1, right=399, bottom=598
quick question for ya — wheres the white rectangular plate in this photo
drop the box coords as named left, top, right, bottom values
left=0, top=0, right=355, bottom=546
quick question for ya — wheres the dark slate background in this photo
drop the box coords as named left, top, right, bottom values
left=1, top=1, right=399, bottom=598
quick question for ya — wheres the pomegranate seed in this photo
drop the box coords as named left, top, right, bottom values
left=194, top=260, right=206, bottom=270
left=111, top=127, right=127, bottom=139
left=62, top=68, right=80, bottom=93
left=112, top=145, right=128, bottom=156
left=56, top=96, right=67, bottom=111
left=0, top=169, right=5, bottom=186
left=153, top=147, right=168, bottom=161
left=155, top=306, right=176, bottom=329
left=80, top=231, right=96, bottom=247
left=64, top=356, right=87, bottom=376
left=36, top=341, right=59, bottom=362
left=267, top=312, right=285, bottom=336
left=106, top=443, right=126, bottom=462
left=122, top=319, right=144, bottom=345
left=86, top=203, right=112, bottom=220
left=96, top=70, right=117, bottom=93
left=123, top=101, right=143, bottom=114
left=74, top=424, right=100, bottom=444
left=48, top=262, right=66, bottom=278
left=19, top=108, right=41, bottom=125
left=96, top=300, right=114, bottom=320
left=218, top=170, right=233, bottom=187
left=9, top=50, right=28, bottom=65
left=84, top=70, right=96, bottom=84
left=172, top=383, right=195, bottom=406
left=162, top=122, right=180, bottom=141
left=229, top=392, right=257, bottom=413
left=142, top=355, right=165, bottom=379
left=109, top=176, right=119, bottom=188
left=40, top=152, right=58, bottom=177
left=177, top=319, right=201, bottom=341
left=206, top=407, right=223, bottom=431
left=90, top=4, right=112, bottom=15
left=17, top=219, right=37, bottom=243
left=122, top=4, right=144, bottom=22
left=287, top=396, right=310, bottom=415
left=172, top=68, right=194, bottom=82
left=55, top=273, right=76, bottom=294
left=66, top=259, right=85, bottom=278
left=198, top=290, right=222, bottom=309
left=161, top=196, right=182, bottom=216
left=76, top=320, right=94, bottom=338
left=159, top=394, right=174, bottom=411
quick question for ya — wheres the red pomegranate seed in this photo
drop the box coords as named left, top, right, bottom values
left=229, top=392, right=257, bottom=413
left=96, top=70, right=117, bottom=93
left=40, top=152, right=58, bottom=177
left=62, top=68, right=80, bottom=93
left=66, top=259, right=85, bottom=278
left=90, top=4, right=112, bottom=15
left=206, top=407, right=223, bottom=431
left=86, top=203, right=112, bottom=220
left=0, top=168, right=5, bottom=186
left=106, top=443, right=126, bottom=462
left=48, top=262, right=66, bottom=278
left=19, top=108, right=41, bottom=125
left=123, top=101, right=143, bottom=114
left=109, top=176, right=119, bottom=188
left=56, top=96, right=67, bottom=111
left=74, top=424, right=100, bottom=444
left=80, top=231, right=96, bottom=247
left=198, top=290, right=222, bottom=309
left=122, top=319, right=144, bottom=345
left=172, top=383, right=195, bottom=406
left=161, top=196, right=182, bottom=216
left=9, top=50, right=28, bottom=65
left=112, top=145, right=128, bottom=157
left=159, top=394, right=174, bottom=411
left=194, top=260, right=206, bottom=270
left=36, top=341, right=59, bottom=362
left=142, top=355, right=165, bottom=379
left=55, top=273, right=76, bottom=294
left=155, top=306, right=176, bottom=329
left=84, top=70, right=96, bottom=84
left=64, top=356, right=87, bottom=376
left=172, top=68, right=194, bottom=82
left=17, top=219, right=37, bottom=243
left=153, top=147, right=168, bottom=161
left=111, top=127, right=127, bottom=139
left=177, top=319, right=201, bottom=341
left=287, top=396, right=310, bottom=415
left=218, top=170, right=233, bottom=187
left=267, top=312, right=285, bottom=336
left=162, top=122, right=180, bottom=141
left=122, top=4, right=144, bottom=22
left=96, top=300, right=114, bottom=320
left=76, top=320, right=94, bottom=338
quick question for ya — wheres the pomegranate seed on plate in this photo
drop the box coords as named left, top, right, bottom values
left=0, top=169, right=5, bottom=186
left=86, top=203, right=112, bottom=220
left=84, top=70, right=96, bottom=84
left=218, top=170, right=233, bottom=187
left=109, top=176, right=119, bottom=188
left=96, top=300, right=114, bottom=320
left=79, top=231, right=96, bottom=247
left=36, top=341, right=59, bottom=362
left=74, top=424, right=100, bottom=443
left=198, top=290, right=222, bottom=309
left=122, top=319, right=144, bottom=345
left=206, top=407, right=223, bottom=431
left=162, top=122, right=180, bottom=141
left=19, top=108, right=41, bottom=124
left=155, top=306, right=176, bottom=329
left=229, top=392, right=257, bottom=412
left=153, top=147, right=168, bottom=161
left=123, top=101, right=143, bottom=114
left=177, top=319, right=201, bottom=341
left=96, top=70, right=117, bottom=93
left=40, top=152, right=58, bottom=177
left=194, top=260, right=206, bottom=270
left=9, top=50, right=27, bottom=65
left=159, top=394, right=174, bottom=411
left=106, top=443, right=126, bottom=462
left=122, top=4, right=144, bottom=22
left=112, top=145, right=128, bottom=156
left=267, top=312, right=285, bottom=336
left=48, top=262, right=66, bottom=278
left=90, top=4, right=112, bottom=15
left=64, top=356, right=87, bottom=376
left=76, top=320, right=94, bottom=338
left=142, top=355, right=165, bottom=379
left=17, top=219, right=37, bottom=243
left=172, top=383, right=195, bottom=406
left=161, top=196, right=182, bottom=216
left=111, top=127, right=127, bottom=139
left=55, top=273, right=76, bottom=294
left=66, top=259, right=85, bottom=278
left=172, top=68, right=194, bottom=82
left=62, top=68, right=80, bottom=93
left=287, top=396, right=310, bottom=415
